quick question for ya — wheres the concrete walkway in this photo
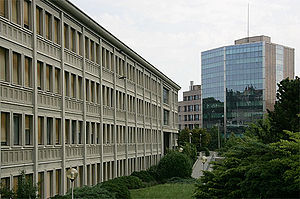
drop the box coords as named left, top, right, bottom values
left=191, top=152, right=216, bottom=179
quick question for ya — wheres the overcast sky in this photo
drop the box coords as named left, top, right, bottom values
left=70, top=0, right=299, bottom=99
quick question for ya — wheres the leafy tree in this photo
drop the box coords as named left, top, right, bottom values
left=0, top=170, right=38, bottom=199
left=194, top=132, right=300, bottom=198
left=194, top=78, right=300, bottom=198
left=207, top=126, right=224, bottom=150
left=267, top=77, right=300, bottom=141
left=177, top=128, right=191, bottom=147
left=181, top=142, right=197, bottom=163
left=157, top=151, right=192, bottom=180
left=191, top=127, right=211, bottom=151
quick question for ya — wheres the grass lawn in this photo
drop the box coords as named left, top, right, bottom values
left=130, top=183, right=196, bottom=199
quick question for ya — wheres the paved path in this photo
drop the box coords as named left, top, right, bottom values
left=191, top=152, right=215, bottom=179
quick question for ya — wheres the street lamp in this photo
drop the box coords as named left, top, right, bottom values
left=189, top=132, right=192, bottom=144
left=66, top=168, right=78, bottom=199
left=199, top=133, right=202, bottom=148
left=179, top=147, right=183, bottom=153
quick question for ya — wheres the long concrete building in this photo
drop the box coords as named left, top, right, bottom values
left=0, top=0, right=180, bottom=198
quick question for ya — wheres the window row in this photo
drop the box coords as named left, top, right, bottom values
left=0, top=47, right=32, bottom=87
left=36, top=5, right=60, bottom=44
left=179, top=104, right=200, bottom=112
left=183, top=94, right=200, bottom=101
left=0, top=0, right=31, bottom=30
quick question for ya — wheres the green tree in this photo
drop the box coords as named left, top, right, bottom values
left=191, top=127, right=211, bottom=151
left=267, top=77, right=300, bottom=142
left=194, top=78, right=300, bottom=198
left=177, top=128, right=191, bottom=147
left=181, top=142, right=197, bottom=163
left=0, top=170, right=38, bottom=199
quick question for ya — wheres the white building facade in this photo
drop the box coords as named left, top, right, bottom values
left=0, top=0, right=180, bottom=198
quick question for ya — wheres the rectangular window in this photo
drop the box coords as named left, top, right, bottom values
left=54, top=68, right=60, bottom=94
left=1, top=112, right=9, bottom=146
left=70, top=28, right=75, bottom=52
left=45, top=12, right=51, bottom=40
left=77, top=32, right=81, bottom=55
left=12, top=0, right=20, bottom=25
left=91, top=81, right=95, bottom=102
left=54, top=18, right=60, bottom=44
left=46, top=118, right=53, bottom=145
left=86, top=122, right=89, bottom=144
left=36, top=7, right=42, bottom=35
left=46, top=171, right=53, bottom=198
left=71, top=120, right=76, bottom=144
left=55, top=170, right=61, bottom=195
left=46, top=65, right=51, bottom=92
left=85, top=37, right=89, bottom=59
left=90, top=40, right=94, bottom=61
left=64, top=24, right=68, bottom=49
left=163, top=87, right=169, bottom=104
left=65, top=71, right=69, bottom=96
left=38, top=172, right=44, bottom=198
left=24, top=0, right=30, bottom=29
left=13, top=114, right=21, bottom=145
left=163, top=109, right=169, bottom=125
left=55, top=118, right=61, bottom=145
left=78, top=76, right=82, bottom=100
left=13, top=52, right=21, bottom=85
left=86, top=79, right=89, bottom=101
left=78, top=121, right=82, bottom=144
left=37, top=61, right=42, bottom=90
left=71, top=74, right=75, bottom=98
left=24, top=57, right=32, bottom=87
left=25, top=115, right=32, bottom=145
left=38, top=117, right=43, bottom=145
left=0, top=0, right=7, bottom=18
left=0, top=47, right=8, bottom=82
left=1, top=177, right=10, bottom=190
left=65, top=119, right=69, bottom=144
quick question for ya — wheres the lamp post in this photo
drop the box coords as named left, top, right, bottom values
left=199, top=133, right=202, bottom=149
left=66, top=168, right=78, bottom=199
left=189, top=132, right=192, bottom=144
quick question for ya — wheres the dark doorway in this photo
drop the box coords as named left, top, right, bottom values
left=163, top=132, right=170, bottom=155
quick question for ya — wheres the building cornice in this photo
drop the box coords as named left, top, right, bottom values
left=50, top=0, right=181, bottom=90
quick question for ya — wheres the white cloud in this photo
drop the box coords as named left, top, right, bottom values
left=71, top=0, right=300, bottom=99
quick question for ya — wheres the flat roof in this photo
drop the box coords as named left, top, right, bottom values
left=50, top=0, right=181, bottom=90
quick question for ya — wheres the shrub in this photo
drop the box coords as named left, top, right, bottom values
left=157, top=151, right=192, bottom=180
left=73, top=186, right=115, bottom=199
left=100, top=180, right=130, bottom=199
left=51, top=185, right=115, bottom=199
left=112, top=176, right=144, bottom=189
left=147, top=165, right=159, bottom=181
left=181, top=142, right=198, bottom=163
left=131, top=171, right=155, bottom=183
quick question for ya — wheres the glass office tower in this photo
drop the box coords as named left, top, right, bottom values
left=201, top=36, right=294, bottom=136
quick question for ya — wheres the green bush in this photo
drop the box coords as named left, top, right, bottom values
left=157, top=151, right=192, bottom=180
left=131, top=170, right=155, bottom=183
left=147, top=165, right=159, bottom=181
left=181, top=142, right=198, bottom=163
left=51, top=185, right=115, bottom=199
left=111, top=176, right=144, bottom=189
left=100, top=180, right=130, bottom=199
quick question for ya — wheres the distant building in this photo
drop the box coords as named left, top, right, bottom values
left=201, top=35, right=294, bottom=136
left=178, top=81, right=201, bottom=130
